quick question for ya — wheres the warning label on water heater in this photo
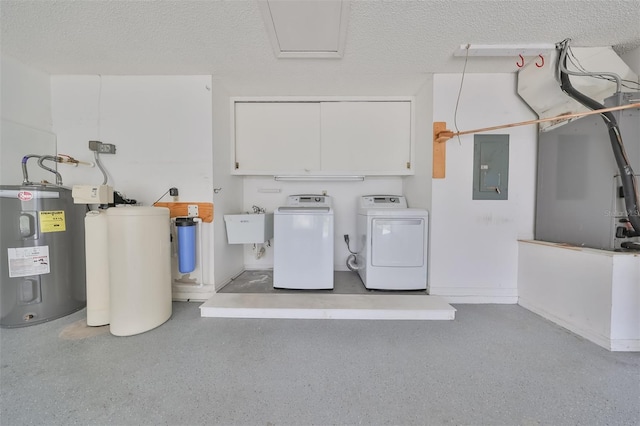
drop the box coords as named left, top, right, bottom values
left=7, top=246, right=50, bottom=278
left=39, top=210, right=66, bottom=233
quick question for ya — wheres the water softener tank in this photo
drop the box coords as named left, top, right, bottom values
left=0, top=185, right=86, bottom=327
left=84, top=210, right=110, bottom=326
left=106, top=206, right=172, bottom=336
left=175, top=217, right=196, bottom=273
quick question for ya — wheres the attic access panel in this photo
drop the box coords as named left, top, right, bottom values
left=260, top=0, right=350, bottom=58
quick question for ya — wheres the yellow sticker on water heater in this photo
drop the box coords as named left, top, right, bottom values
left=39, top=210, right=66, bottom=233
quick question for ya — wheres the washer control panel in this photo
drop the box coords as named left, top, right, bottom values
left=359, top=195, right=408, bottom=209
left=286, top=194, right=333, bottom=207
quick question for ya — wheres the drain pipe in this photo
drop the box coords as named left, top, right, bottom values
left=21, top=155, right=42, bottom=185
left=37, top=155, right=63, bottom=186
left=346, top=254, right=362, bottom=271
left=344, top=234, right=363, bottom=271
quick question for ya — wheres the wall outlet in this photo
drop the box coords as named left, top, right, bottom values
left=98, top=143, right=117, bottom=154
left=188, top=204, right=199, bottom=217
left=88, top=140, right=117, bottom=154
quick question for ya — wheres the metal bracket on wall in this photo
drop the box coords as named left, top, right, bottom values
left=153, top=202, right=213, bottom=222
left=433, top=122, right=451, bottom=179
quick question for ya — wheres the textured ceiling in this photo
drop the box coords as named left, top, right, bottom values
left=1, top=0, right=639, bottom=89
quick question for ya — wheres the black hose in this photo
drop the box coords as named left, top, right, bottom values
left=558, top=44, right=640, bottom=237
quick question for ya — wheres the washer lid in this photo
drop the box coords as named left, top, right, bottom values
left=276, top=206, right=333, bottom=214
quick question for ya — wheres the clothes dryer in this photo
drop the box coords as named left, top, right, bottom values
left=274, top=195, right=334, bottom=289
left=356, top=195, right=428, bottom=290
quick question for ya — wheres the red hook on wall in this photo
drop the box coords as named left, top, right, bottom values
left=516, top=54, right=525, bottom=68
left=535, top=54, right=545, bottom=68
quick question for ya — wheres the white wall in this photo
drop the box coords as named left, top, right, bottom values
left=211, top=78, right=244, bottom=288
left=620, top=46, right=640, bottom=76
left=430, top=74, right=537, bottom=302
left=51, top=75, right=216, bottom=285
left=0, top=55, right=56, bottom=185
left=1, top=56, right=52, bottom=129
left=403, top=77, right=434, bottom=211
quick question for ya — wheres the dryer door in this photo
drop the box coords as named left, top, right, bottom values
left=371, top=218, right=425, bottom=267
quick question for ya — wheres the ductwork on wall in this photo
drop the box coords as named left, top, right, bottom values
left=517, top=46, right=638, bottom=131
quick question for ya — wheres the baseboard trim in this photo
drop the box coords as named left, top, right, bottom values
left=214, top=267, right=246, bottom=292
left=172, top=283, right=216, bottom=302
left=518, top=297, right=616, bottom=351
left=610, top=339, right=640, bottom=352
left=429, top=286, right=518, bottom=304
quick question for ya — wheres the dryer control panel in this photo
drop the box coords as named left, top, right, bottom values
left=286, top=194, right=333, bottom=207
left=359, top=195, right=408, bottom=209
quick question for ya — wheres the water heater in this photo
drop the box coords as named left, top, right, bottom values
left=0, top=185, right=86, bottom=327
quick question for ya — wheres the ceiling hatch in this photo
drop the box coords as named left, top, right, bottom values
left=259, top=0, right=350, bottom=58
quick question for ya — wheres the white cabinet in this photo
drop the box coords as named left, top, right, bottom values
left=320, top=101, right=411, bottom=173
left=232, top=98, right=413, bottom=175
left=234, top=102, right=321, bottom=173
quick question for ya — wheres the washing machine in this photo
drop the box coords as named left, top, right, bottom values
left=273, top=195, right=334, bottom=289
left=356, top=195, right=428, bottom=290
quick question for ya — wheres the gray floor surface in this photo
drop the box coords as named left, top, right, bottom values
left=1, top=302, right=639, bottom=426
left=219, top=270, right=429, bottom=295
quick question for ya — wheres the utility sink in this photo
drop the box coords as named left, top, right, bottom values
left=223, top=213, right=274, bottom=244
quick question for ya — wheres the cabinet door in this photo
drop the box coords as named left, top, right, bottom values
left=320, top=101, right=412, bottom=173
left=234, top=102, right=321, bottom=173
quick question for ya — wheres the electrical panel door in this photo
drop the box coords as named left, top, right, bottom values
left=473, top=135, right=509, bottom=200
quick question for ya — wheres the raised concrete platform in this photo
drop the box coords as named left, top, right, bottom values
left=200, top=293, right=456, bottom=320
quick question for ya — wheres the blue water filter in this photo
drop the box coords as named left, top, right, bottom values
left=176, top=218, right=196, bottom=273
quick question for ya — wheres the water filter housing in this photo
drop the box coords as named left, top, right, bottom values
left=175, top=217, right=196, bottom=274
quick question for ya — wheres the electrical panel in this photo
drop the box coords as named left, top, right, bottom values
left=473, top=135, right=509, bottom=200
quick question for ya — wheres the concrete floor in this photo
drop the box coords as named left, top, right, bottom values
left=218, top=270, right=428, bottom=294
left=1, top=302, right=639, bottom=425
